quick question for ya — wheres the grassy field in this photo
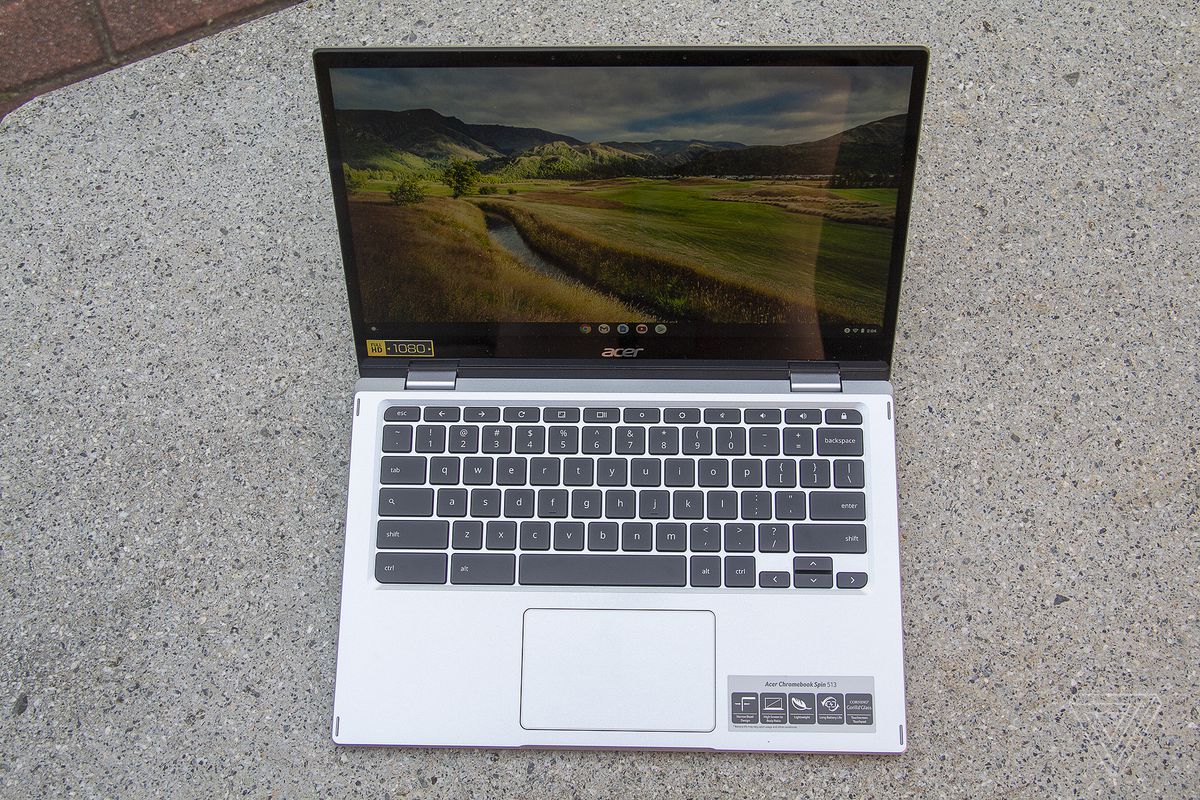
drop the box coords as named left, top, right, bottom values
left=346, top=196, right=640, bottom=322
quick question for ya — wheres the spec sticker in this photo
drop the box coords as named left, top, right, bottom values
left=727, top=675, right=875, bottom=732
left=366, top=339, right=435, bottom=358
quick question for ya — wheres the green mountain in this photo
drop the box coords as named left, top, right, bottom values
left=488, top=141, right=651, bottom=180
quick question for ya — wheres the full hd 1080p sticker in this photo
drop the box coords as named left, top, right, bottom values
left=366, top=339, right=435, bottom=357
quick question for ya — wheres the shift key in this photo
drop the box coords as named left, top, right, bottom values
left=809, top=492, right=867, bottom=520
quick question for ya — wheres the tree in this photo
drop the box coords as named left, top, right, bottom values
left=342, top=164, right=366, bottom=192
left=389, top=174, right=425, bottom=205
left=441, top=158, right=481, bottom=198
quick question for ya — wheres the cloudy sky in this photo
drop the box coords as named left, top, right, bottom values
left=329, top=65, right=912, bottom=146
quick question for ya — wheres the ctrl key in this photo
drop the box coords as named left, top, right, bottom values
left=375, top=552, right=446, bottom=584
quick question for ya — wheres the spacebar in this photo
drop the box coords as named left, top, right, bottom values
left=519, top=554, right=686, bottom=587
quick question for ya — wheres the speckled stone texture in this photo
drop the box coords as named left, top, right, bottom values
left=1, top=1, right=1197, bottom=797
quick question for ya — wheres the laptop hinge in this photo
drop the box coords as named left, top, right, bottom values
left=404, top=360, right=459, bottom=390
left=788, top=362, right=842, bottom=393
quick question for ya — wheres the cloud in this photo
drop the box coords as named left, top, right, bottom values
left=329, top=65, right=912, bottom=146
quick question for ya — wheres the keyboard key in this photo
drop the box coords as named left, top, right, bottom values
left=783, top=428, right=815, bottom=456
left=564, top=458, right=594, bottom=486
left=794, top=572, right=834, bottom=589
left=759, top=571, right=790, bottom=588
left=724, top=523, right=755, bottom=552
left=682, top=427, right=713, bottom=455
left=530, top=457, right=560, bottom=485
left=537, top=489, right=568, bottom=518
left=795, top=556, right=833, bottom=573
left=464, top=406, right=500, bottom=422
left=383, top=406, right=419, bottom=422
left=665, top=408, right=701, bottom=424
left=469, top=488, right=500, bottom=517
left=382, top=425, right=413, bottom=453
left=548, top=426, right=579, bottom=454
left=704, top=408, right=740, bottom=424
left=664, top=459, right=695, bottom=487
left=631, top=459, right=662, bottom=486
left=450, top=553, right=515, bottom=585
left=605, top=490, right=636, bottom=519
left=724, top=556, right=756, bottom=587
left=690, top=555, right=722, bottom=587
left=481, top=426, right=512, bottom=453
left=462, top=457, right=493, bottom=484
left=639, top=490, right=670, bottom=519
left=775, top=492, right=807, bottom=520
left=740, top=491, right=772, bottom=520
left=792, top=524, right=868, bottom=554
left=543, top=407, right=580, bottom=422
left=656, top=523, right=687, bottom=552
left=503, top=407, right=539, bottom=422
left=745, top=409, right=782, bottom=424
left=515, top=426, right=546, bottom=453
left=690, top=523, right=721, bottom=552
left=623, top=408, right=661, bottom=423
left=648, top=427, right=679, bottom=454
left=698, top=459, right=729, bottom=487
left=503, top=488, right=535, bottom=518
left=380, top=456, right=425, bottom=485
left=834, top=460, right=866, bottom=488
left=836, top=572, right=869, bottom=589
left=377, top=520, right=448, bottom=550
left=436, top=488, right=467, bottom=517
left=706, top=491, right=738, bottom=520
left=449, top=425, right=480, bottom=453
left=519, top=521, right=550, bottom=550
left=588, top=522, right=619, bottom=551
left=496, top=457, right=527, bottom=485
left=809, top=492, right=866, bottom=521
left=415, top=425, right=447, bottom=452
left=375, top=552, right=446, bottom=584
left=429, top=457, right=460, bottom=484
left=553, top=521, right=585, bottom=550
left=731, top=460, right=763, bottom=487
left=485, top=521, right=516, bottom=550
left=784, top=408, right=821, bottom=425
left=596, top=458, right=628, bottom=486
left=583, top=426, right=612, bottom=454
left=424, top=406, right=460, bottom=422
left=520, top=554, right=686, bottom=586
left=583, top=408, right=620, bottom=423
left=800, top=459, right=831, bottom=488
left=749, top=428, right=780, bottom=456
left=452, top=520, right=482, bottom=549
left=715, top=427, right=746, bottom=455
left=825, top=408, right=863, bottom=425
left=379, top=488, right=433, bottom=517
left=672, top=490, right=704, bottom=519
left=758, top=523, right=790, bottom=553
left=816, top=428, right=864, bottom=456
left=766, top=459, right=797, bottom=488
left=615, top=426, right=646, bottom=454
left=621, top=522, right=653, bottom=551
left=572, top=490, right=603, bottom=518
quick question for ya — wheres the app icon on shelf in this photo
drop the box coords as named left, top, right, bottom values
left=655, top=324, right=667, bottom=334
left=597, top=323, right=610, bottom=334
left=617, top=323, right=629, bottom=334
left=579, top=324, right=592, bottom=334
left=636, top=323, right=648, bottom=334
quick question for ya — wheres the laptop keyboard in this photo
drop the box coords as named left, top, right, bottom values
left=373, top=405, right=869, bottom=590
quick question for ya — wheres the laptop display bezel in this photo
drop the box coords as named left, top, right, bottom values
left=313, top=46, right=928, bottom=378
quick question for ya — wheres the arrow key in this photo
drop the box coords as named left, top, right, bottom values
left=836, top=571, right=868, bottom=589
left=795, top=573, right=834, bottom=589
left=759, top=571, right=790, bottom=588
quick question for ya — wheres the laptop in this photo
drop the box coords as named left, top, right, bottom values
left=313, top=46, right=928, bottom=753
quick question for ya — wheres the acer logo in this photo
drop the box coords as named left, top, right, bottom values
left=601, top=347, right=644, bottom=358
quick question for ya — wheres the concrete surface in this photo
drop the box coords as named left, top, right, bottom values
left=1, top=0, right=1197, bottom=797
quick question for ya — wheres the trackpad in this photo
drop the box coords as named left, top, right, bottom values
left=520, top=609, right=715, bottom=732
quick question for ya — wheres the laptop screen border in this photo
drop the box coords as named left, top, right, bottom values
left=313, top=46, right=929, bottom=374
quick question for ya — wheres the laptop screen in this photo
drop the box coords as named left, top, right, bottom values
left=314, top=49, right=927, bottom=365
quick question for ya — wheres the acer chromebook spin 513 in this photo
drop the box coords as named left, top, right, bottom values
left=313, top=47, right=927, bottom=753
